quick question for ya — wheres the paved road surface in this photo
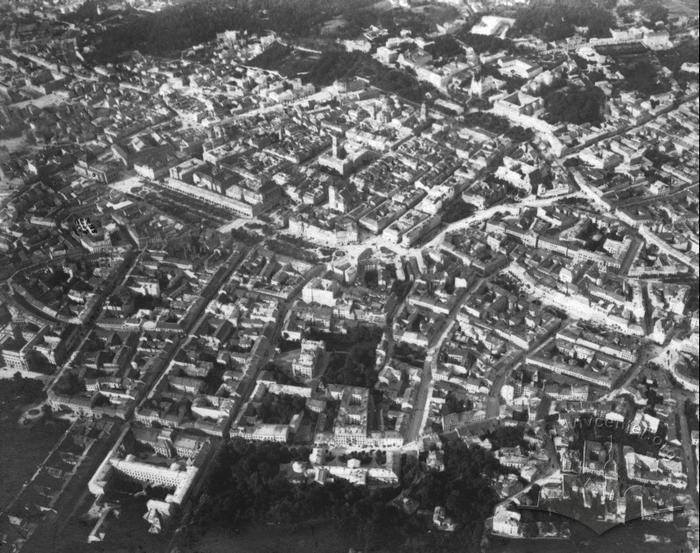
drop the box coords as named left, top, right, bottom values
left=675, top=391, right=699, bottom=511
left=404, top=288, right=471, bottom=443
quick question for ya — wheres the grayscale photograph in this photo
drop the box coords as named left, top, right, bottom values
left=0, top=0, right=698, bottom=552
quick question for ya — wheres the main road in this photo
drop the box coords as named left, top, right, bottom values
left=225, top=260, right=328, bottom=425
left=404, top=287, right=472, bottom=444
left=674, top=390, right=699, bottom=511
left=560, top=92, right=699, bottom=158
left=418, top=191, right=586, bottom=253
left=485, top=319, right=564, bottom=419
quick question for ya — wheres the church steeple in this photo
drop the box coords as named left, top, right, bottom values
left=470, top=76, right=483, bottom=97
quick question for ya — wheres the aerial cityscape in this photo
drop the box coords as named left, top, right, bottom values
left=0, top=0, right=698, bottom=552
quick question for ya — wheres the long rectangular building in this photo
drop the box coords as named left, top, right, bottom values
left=159, top=177, right=260, bottom=218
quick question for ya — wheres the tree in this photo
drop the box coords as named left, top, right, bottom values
left=83, top=0, right=382, bottom=62
left=184, top=437, right=503, bottom=552
left=0, top=374, right=46, bottom=408
left=53, top=371, right=85, bottom=396
left=513, top=0, right=614, bottom=41
left=544, top=86, right=606, bottom=125
left=522, top=522, right=538, bottom=537
left=425, top=36, right=464, bottom=60
left=639, top=0, right=669, bottom=23
left=618, top=59, right=670, bottom=96
left=487, top=425, right=527, bottom=450
left=455, top=32, right=516, bottom=54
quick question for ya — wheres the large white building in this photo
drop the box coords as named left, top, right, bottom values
left=292, top=339, right=325, bottom=380
left=302, top=277, right=340, bottom=307
left=160, top=177, right=258, bottom=218
left=288, top=216, right=359, bottom=247
left=493, top=91, right=544, bottom=118
left=88, top=426, right=212, bottom=527
left=470, top=15, right=516, bottom=39
left=494, top=156, right=539, bottom=193
left=230, top=423, right=290, bottom=442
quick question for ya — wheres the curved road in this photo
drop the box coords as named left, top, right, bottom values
left=419, top=191, right=586, bottom=252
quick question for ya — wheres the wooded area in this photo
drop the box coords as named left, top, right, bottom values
left=0, top=373, right=45, bottom=410
left=184, top=437, right=502, bottom=551
left=544, top=86, right=606, bottom=125
left=80, top=0, right=377, bottom=62
left=513, top=0, right=615, bottom=42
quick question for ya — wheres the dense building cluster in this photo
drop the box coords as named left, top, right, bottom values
left=0, top=0, right=698, bottom=552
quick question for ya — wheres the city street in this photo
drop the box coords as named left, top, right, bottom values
left=675, top=390, right=699, bottom=511
left=0, top=5, right=698, bottom=553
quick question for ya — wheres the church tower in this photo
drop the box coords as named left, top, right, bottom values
left=470, top=76, right=483, bottom=97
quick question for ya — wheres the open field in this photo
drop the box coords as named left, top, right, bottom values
left=667, top=0, right=699, bottom=16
